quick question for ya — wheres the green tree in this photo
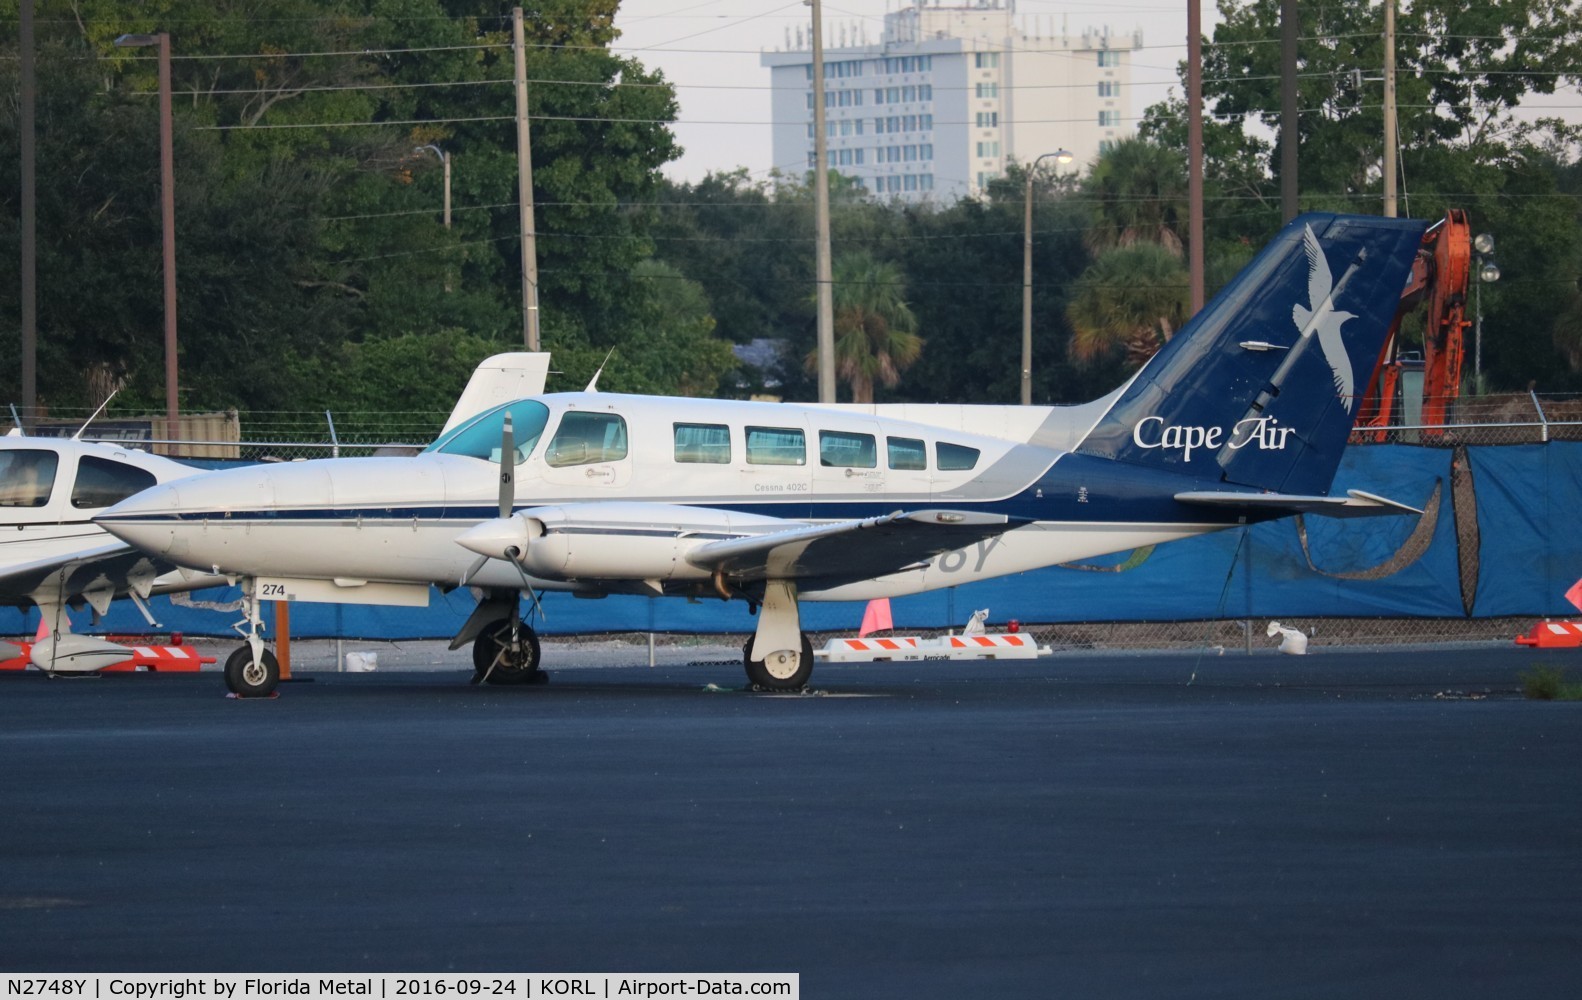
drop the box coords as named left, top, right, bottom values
left=805, top=251, right=922, bottom=403
left=0, top=0, right=689, bottom=414
left=1137, top=0, right=1582, bottom=389
left=1080, top=136, right=1189, bottom=257
left=1065, top=245, right=1190, bottom=372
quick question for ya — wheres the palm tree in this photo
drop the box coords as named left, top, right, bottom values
left=806, top=252, right=923, bottom=402
left=1065, top=245, right=1190, bottom=371
left=1081, top=136, right=1189, bottom=257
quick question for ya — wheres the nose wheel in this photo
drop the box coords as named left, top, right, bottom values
left=224, top=646, right=280, bottom=697
left=472, top=617, right=544, bottom=685
left=224, top=579, right=279, bottom=697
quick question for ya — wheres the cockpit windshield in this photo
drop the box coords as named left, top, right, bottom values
left=424, top=400, right=550, bottom=466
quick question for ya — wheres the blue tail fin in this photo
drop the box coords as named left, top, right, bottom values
left=1075, top=213, right=1428, bottom=495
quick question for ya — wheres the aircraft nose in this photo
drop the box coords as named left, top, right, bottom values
left=96, top=482, right=184, bottom=555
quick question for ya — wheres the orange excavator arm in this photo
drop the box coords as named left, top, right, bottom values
left=1353, top=209, right=1472, bottom=440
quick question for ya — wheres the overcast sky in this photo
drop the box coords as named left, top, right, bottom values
left=608, top=0, right=1580, bottom=186
left=609, top=0, right=1196, bottom=183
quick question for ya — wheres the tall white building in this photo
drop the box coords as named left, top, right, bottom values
left=761, top=0, right=1141, bottom=202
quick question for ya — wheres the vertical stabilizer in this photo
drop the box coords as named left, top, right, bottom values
left=1075, top=214, right=1427, bottom=495
left=441, top=353, right=552, bottom=436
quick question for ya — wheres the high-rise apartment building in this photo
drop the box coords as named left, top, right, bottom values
left=761, top=0, right=1141, bottom=202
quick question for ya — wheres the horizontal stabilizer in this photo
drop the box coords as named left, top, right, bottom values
left=688, top=509, right=1022, bottom=585
left=1174, top=488, right=1422, bottom=519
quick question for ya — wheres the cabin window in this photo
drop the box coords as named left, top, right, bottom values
left=887, top=436, right=927, bottom=471
left=674, top=423, right=731, bottom=464
left=936, top=442, right=981, bottom=471
left=426, top=400, right=550, bottom=466
left=745, top=426, right=806, bottom=466
left=71, top=456, right=157, bottom=510
left=0, top=449, right=58, bottom=507
left=547, top=411, right=629, bottom=467
left=819, top=430, right=877, bottom=468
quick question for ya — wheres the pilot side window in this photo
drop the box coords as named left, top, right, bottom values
left=71, top=456, right=158, bottom=509
left=936, top=442, right=981, bottom=471
left=547, top=412, right=629, bottom=467
left=0, top=449, right=59, bottom=507
left=887, top=436, right=927, bottom=471
left=674, top=423, right=731, bottom=464
left=426, top=401, right=550, bottom=466
left=745, top=426, right=806, bottom=466
left=819, top=430, right=877, bottom=468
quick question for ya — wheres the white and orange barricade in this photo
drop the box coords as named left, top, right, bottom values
left=1515, top=622, right=1582, bottom=649
left=817, top=632, right=1048, bottom=663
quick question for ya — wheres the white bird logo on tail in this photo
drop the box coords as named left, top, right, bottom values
left=1293, top=225, right=1359, bottom=411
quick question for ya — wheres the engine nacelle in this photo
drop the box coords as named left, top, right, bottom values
left=513, top=503, right=785, bottom=582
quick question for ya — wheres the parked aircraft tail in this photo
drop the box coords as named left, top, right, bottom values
left=1075, top=213, right=1428, bottom=496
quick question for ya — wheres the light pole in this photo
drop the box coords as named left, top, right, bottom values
left=115, top=31, right=178, bottom=442
left=415, top=145, right=452, bottom=292
left=1473, top=232, right=1499, bottom=393
left=1021, top=149, right=1073, bottom=405
left=413, top=144, right=451, bottom=230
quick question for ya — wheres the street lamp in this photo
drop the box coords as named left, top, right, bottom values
left=114, top=31, right=178, bottom=442
left=413, top=144, right=451, bottom=231
left=414, top=145, right=453, bottom=292
left=1021, top=149, right=1074, bottom=405
left=1473, top=232, right=1499, bottom=392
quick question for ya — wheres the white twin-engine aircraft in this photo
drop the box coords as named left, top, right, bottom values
left=0, top=427, right=223, bottom=672
left=97, top=213, right=1431, bottom=696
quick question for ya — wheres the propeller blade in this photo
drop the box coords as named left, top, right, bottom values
left=499, top=411, right=515, bottom=518
left=458, top=554, right=489, bottom=588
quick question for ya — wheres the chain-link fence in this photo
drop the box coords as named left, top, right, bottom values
left=521, top=618, right=1534, bottom=668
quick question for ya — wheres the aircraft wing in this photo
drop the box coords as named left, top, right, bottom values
left=1174, top=488, right=1422, bottom=518
left=0, top=540, right=134, bottom=599
left=0, top=541, right=219, bottom=610
left=686, top=509, right=1024, bottom=587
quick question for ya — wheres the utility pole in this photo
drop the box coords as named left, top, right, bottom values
left=513, top=7, right=541, bottom=350
left=1280, top=0, right=1298, bottom=222
left=1187, top=0, right=1204, bottom=313
left=1382, top=0, right=1397, bottom=218
left=116, top=29, right=180, bottom=438
left=810, top=0, right=835, bottom=403
left=157, top=31, right=177, bottom=436
left=20, top=0, right=36, bottom=426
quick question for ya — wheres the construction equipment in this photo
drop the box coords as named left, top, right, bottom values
left=1354, top=209, right=1473, bottom=438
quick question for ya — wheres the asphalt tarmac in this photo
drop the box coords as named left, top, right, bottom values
left=2, top=645, right=1580, bottom=998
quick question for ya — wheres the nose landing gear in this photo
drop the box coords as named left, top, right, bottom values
left=224, top=580, right=279, bottom=697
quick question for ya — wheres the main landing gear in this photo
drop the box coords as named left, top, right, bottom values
left=472, top=616, right=544, bottom=685
left=224, top=580, right=279, bottom=698
left=451, top=589, right=545, bottom=686
left=742, top=579, right=814, bottom=691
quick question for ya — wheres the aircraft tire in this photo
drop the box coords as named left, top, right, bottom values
left=224, top=646, right=280, bottom=698
left=472, top=618, right=544, bottom=685
left=743, top=633, right=814, bottom=691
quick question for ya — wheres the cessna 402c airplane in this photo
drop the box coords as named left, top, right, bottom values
left=97, top=212, right=1431, bottom=696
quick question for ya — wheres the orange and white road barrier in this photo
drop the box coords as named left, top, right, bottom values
left=817, top=632, right=1049, bottom=663
left=1515, top=622, right=1582, bottom=649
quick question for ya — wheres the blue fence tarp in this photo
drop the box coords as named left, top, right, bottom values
left=3, top=443, right=1574, bottom=640
left=1468, top=442, right=1582, bottom=617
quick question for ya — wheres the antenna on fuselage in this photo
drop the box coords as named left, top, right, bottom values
left=72, top=390, right=118, bottom=440
left=584, top=348, right=616, bottom=392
